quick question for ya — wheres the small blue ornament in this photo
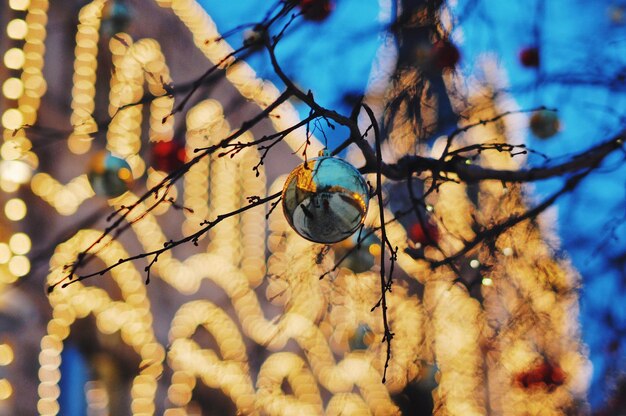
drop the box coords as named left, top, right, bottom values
left=101, top=1, right=132, bottom=37
left=349, top=323, right=375, bottom=351
left=88, top=151, right=133, bottom=198
left=335, top=229, right=380, bottom=273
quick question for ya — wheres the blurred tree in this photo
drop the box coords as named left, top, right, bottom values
left=0, top=0, right=624, bottom=415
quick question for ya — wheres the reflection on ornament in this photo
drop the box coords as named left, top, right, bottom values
left=101, top=1, right=132, bottom=38
left=87, top=151, right=133, bottom=198
left=297, top=0, right=334, bottom=21
left=151, top=140, right=186, bottom=173
left=515, top=360, right=566, bottom=391
left=431, top=39, right=460, bottom=71
left=529, top=110, right=560, bottom=139
left=349, top=323, right=375, bottom=351
left=282, top=152, right=369, bottom=244
left=334, top=230, right=380, bottom=273
left=519, top=46, right=540, bottom=68
left=408, top=219, right=439, bottom=246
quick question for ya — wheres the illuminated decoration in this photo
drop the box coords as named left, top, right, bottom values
left=67, top=0, right=106, bottom=154
left=6, top=19, right=28, bottom=40
left=296, top=0, right=334, bottom=21
left=151, top=140, right=186, bottom=173
left=515, top=360, right=566, bottom=391
left=4, top=198, right=27, bottom=221
left=0, top=0, right=47, bottom=293
left=0, top=0, right=589, bottom=415
left=415, top=90, right=588, bottom=414
left=0, top=160, right=33, bottom=185
left=43, top=231, right=165, bottom=416
left=282, top=152, right=370, bottom=244
left=3, top=48, right=26, bottom=70
left=2, top=78, right=24, bottom=100
left=30, top=173, right=94, bottom=216
left=530, top=109, right=560, bottom=139
left=87, top=151, right=133, bottom=198
left=519, top=46, right=540, bottom=68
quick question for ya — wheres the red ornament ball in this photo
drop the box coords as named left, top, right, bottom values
left=409, top=220, right=439, bottom=246
left=298, top=0, right=334, bottom=21
left=519, top=46, right=540, bottom=67
left=431, top=39, right=460, bottom=70
left=151, top=140, right=186, bottom=173
left=529, top=110, right=560, bottom=139
left=515, top=361, right=566, bottom=390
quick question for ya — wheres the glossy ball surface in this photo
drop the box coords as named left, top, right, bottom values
left=282, top=155, right=369, bottom=244
left=349, top=323, right=375, bottom=351
left=101, top=1, right=132, bottom=37
left=335, top=230, right=380, bottom=273
left=298, top=0, right=334, bottom=21
left=519, top=46, right=540, bottom=67
left=409, top=220, right=439, bottom=246
left=431, top=39, right=460, bottom=70
left=88, top=151, right=133, bottom=198
left=530, top=110, right=560, bottom=139
left=151, top=140, right=186, bottom=173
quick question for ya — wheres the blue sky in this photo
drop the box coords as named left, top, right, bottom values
left=200, top=0, right=626, bottom=408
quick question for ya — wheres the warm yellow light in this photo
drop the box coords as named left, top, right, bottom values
left=68, top=136, right=92, bottom=155
left=368, top=243, right=381, bottom=257
left=2, top=109, right=24, bottom=130
left=85, top=381, right=109, bottom=410
left=9, top=0, right=30, bottom=10
left=4, top=198, right=27, bottom=221
left=0, top=379, right=12, bottom=400
left=3, top=49, right=25, bottom=70
left=482, top=277, right=493, bottom=286
left=2, top=78, right=24, bottom=100
left=118, top=167, right=131, bottom=181
left=0, top=180, right=20, bottom=193
left=37, top=398, right=60, bottom=415
left=6, top=19, right=28, bottom=40
left=0, top=142, right=21, bottom=161
left=0, top=345, right=14, bottom=366
left=0, top=160, right=33, bottom=184
left=9, top=233, right=31, bottom=255
left=0, top=244, right=10, bottom=264
left=8, top=255, right=30, bottom=277
left=37, top=383, right=60, bottom=400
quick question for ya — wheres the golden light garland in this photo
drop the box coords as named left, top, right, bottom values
left=0, top=0, right=49, bottom=290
